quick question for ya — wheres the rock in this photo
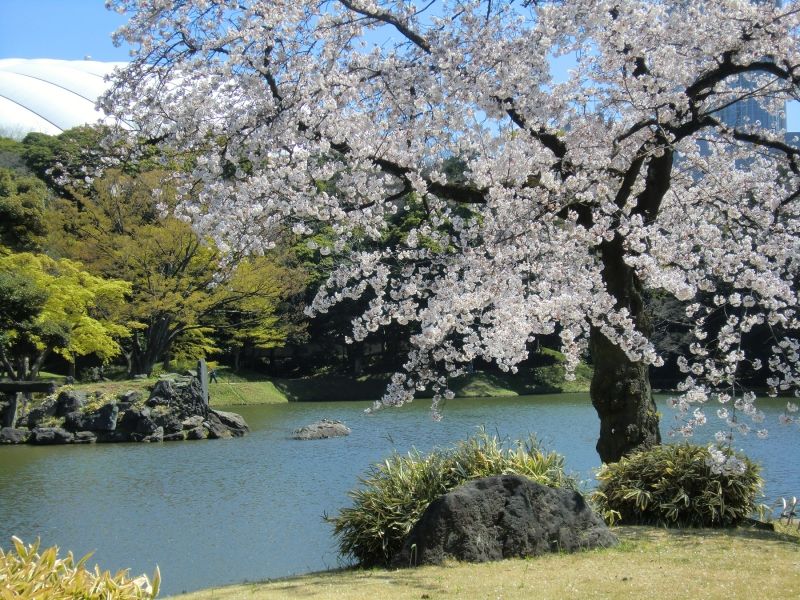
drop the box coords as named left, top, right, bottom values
left=291, top=419, right=350, bottom=440
left=72, top=431, right=97, bottom=444
left=163, top=431, right=186, bottom=442
left=186, top=426, right=208, bottom=440
left=132, top=374, right=148, bottom=380
left=203, top=412, right=233, bottom=439
left=18, top=398, right=58, bottom=428
left=147, top=378, right=207, bottom=419
left=95, top=430, right=132, bottom=443
left=393, top=475, right=617, bottom=567
left=181, top=415, right=204, bottom=430
left=118, top=406, right=159, bottom=435
left=131, top=426, right=164, bottom=443
left=152, top=411, right=183, bottom=434
left=64, top=402, right=119, bottom=432
left=117, top=390, right=143, bottom=410
left=209, top=409, right=249, bottom=437
left=0, top=427, right=31, bottom=444
left=55, top=390, right=87, bottom=416
left=30, top=427, right=74, bottom=445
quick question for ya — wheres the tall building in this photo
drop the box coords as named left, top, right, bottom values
left=714, top=1, right=786, bottom=136
left=715, top=73, right=787, bottom=134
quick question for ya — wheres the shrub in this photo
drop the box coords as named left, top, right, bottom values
left=0, top=536, right=160, bottom=599
left=592, top=444, right=762, bottom=527
left=328, top=430, right=576, bottom=566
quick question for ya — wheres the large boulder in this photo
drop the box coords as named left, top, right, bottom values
left=117, top=390, right=143, bottom=410
left=72, top=431, right=97, bottom=444
left=0, top=427, right=31, bottom=444
left=209, top=409, right=249, bottom=437
left=181, top=415, right=204, bottom=430
left=30, top=427, right=74, bottom=445
left=147, top=377, right=207, bottom=419
left=152, top=410, right=183, bottom=434
left=204, top=412, right=233, bottom=439
left=131, top=426, right=164, bottom=443
left=118, top=406, right=159, bottom=434
left=291, top=419, right=350, bottom=440
left=64, top=402, right=119, bottom=432
left=55, top=390, right=87, bottom=416
left=392, top=475, right=617, bottom=567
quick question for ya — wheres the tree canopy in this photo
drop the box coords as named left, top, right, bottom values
left=0, top=249, right=130, bottom=380
left=103, top=0, right=800, bottom=462
left=47, top=166, right=304, bottom=376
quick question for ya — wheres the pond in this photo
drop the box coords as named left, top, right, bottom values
left=0, top=394, right=797, bottom=596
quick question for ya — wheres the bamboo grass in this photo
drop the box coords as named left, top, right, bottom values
left=328, top=430, right=576, bottom=566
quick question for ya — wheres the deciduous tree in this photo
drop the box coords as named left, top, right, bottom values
left=49, top=168, right=303, bottom=376
left=0, top=249, right=130, bottom=381
left=103, top=0, right=800, bottom=462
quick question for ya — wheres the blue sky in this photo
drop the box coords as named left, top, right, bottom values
left=1, top=0, right=798, bottom=130
left=0, top=1, right=131, bottom=62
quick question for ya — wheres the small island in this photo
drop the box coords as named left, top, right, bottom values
left=0, top=369, right=248, bottom=445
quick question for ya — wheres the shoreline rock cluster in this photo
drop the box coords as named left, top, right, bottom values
left=0, top=376, right=248, bottom=445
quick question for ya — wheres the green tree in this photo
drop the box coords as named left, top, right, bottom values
left=0, top=167, right=48, bottom=252
left=213, top=254, right=306, bottom=372
left=0, top=249, right=130, bottom=381
left=48, top=168, right=304, bottom=376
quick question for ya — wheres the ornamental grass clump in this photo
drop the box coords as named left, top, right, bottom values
left=328, top=431, right=576, bottom=566
left=0, top=536, right=160, bottom=599
left=592, top=443, right=762, bottom=527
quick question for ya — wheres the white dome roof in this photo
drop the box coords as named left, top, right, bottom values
left=0, top=58, right=127, bottom=139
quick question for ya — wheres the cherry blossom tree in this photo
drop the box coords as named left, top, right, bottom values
left=102, top=0, right=800, bottom=463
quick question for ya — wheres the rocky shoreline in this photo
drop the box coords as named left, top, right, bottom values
left=0, top=375, right=248, bottom=445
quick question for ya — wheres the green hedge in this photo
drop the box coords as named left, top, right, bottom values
left=592, top=444, right=762, bottom=527
left=328, top=431, right=576, bottom=566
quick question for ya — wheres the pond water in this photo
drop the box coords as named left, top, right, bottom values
left=0, top=394, right=797, bottom=595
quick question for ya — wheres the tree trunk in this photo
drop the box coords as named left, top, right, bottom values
left=129, top=317, right=174, bottom=376
left=591, top=237, right=661, bottom=463
left=232, top=346, right=241, bottom=373
left=590, top=327, right=660, bottom=463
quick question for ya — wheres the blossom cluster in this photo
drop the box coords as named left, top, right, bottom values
left=101, top=1, right=800, bottom=444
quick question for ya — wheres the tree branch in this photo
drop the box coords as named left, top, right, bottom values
left=337, top=0, right=431, bottom=53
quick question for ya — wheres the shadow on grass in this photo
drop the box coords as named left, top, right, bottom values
left=615, top=523, right=800, bottom=547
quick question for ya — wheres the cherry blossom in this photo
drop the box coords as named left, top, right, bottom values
left=101, top=0, right=800, bottom=461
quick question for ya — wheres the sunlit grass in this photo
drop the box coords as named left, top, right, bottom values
left=169, top=525, right=800, bottom=600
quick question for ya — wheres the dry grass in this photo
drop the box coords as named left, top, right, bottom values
left=169, top=525, right=800, bottom=600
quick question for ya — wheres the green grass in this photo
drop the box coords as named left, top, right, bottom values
left=208, top=381, right=288, bottom=405
left=169, top=524, right=800, bottom=600
left=27, top=348, right=593, bottom=406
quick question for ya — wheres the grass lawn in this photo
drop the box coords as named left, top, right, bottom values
left=31, top=347, right=592, bottom=405
left=203, top=354, right=592, bottom=405
left=169, top=525, right=799, bottom=599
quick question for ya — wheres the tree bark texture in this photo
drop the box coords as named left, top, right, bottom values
left=591, top=236, right=661, bottom=463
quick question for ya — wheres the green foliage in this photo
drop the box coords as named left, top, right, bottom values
left=531, top=347, right=594, bottom=393
left=328, top=431, right=576, bottom=566
left=591, top=444, right=762, bottom=527
left=0, top=167, right=49, bottom=251
left=46, top=164, right=304, bottom=375
left=0, top=536, right=160, bottom=599
left=0, top=250, right=130, bottom=379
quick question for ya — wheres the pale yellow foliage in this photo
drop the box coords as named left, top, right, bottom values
left=0, top=536, right=160, bottom=600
